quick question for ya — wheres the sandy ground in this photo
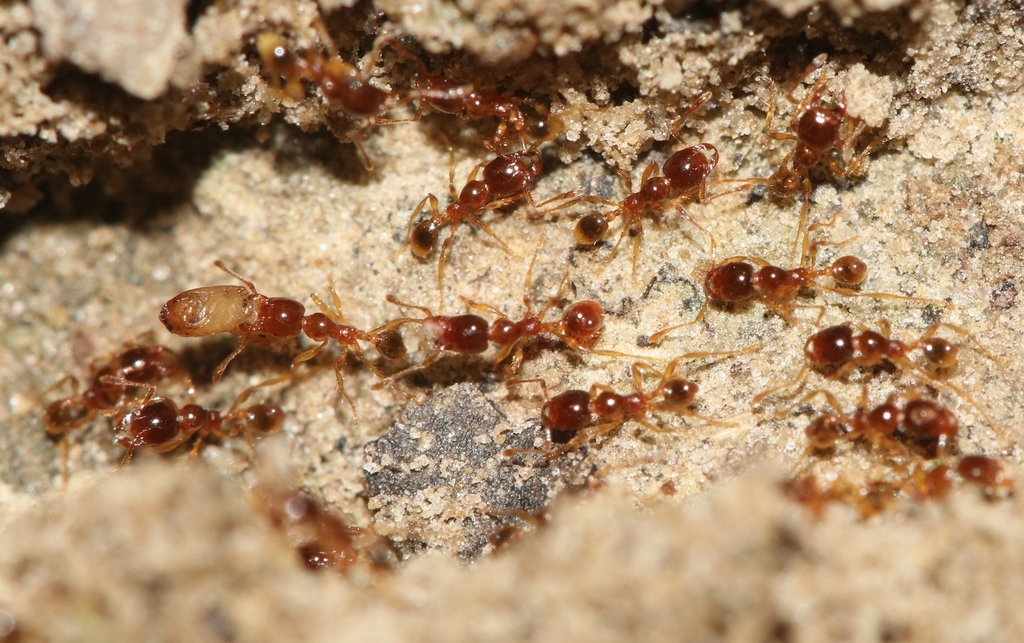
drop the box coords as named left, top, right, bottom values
left=1, top=0, right=1023, bottom=640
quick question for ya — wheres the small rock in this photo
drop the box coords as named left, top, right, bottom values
left=364, top=383, right=570, bottom=558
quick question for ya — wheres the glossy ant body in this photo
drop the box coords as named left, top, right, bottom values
left=506, top=347, right=756, bottom=461
left=257, top=32, right=412, bottom=169
left=106, top=375, right=287, bottom=466
left=556, top=93, right=718, bottom=278
left=160, top=263, right=407, bottom=416
left=390, top=41, right=564, bottom=151
left=42, top=339, right=188, bottom=480
left=647, top=216, right=947, bottom=343
left=406, top=144, right=580, bottom=304
left=370, top=294, right=492, bottom=390
left=752, top=320, right=1004, bottom=417
left=716, top=54, right=876, bottom=264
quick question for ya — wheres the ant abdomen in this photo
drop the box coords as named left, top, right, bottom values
left=705, top=262, right=756, bottom=302
left=116, top=398, right=181, bottom=449
left=423, top=314, right=490, bottom=354
left=483, top=152, right=541, bottom=199
left=541, top=389, right=591, bottom=433
left=804, top=324, right=855, bottom=366
left=829, top=256, right=868, bottom=285
left=160, top=285, right=256, bottom=337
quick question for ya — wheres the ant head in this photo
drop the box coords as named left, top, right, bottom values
left=661, top=378, right=697, bottom=407
left=830, top=256, right=867, bottom=285
left=574, top=212, right=609, bottom=245
left=244, top=404, right=286, bottom=434
left=410, top=219, right=441, bottom=257
left=372, top=329, right=408, bottom=360
left=921, top=338, right=958, bottom=369
left=43, top=398, right=91, bottom=436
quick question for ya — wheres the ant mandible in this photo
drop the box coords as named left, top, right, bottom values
left=106, top=375, right=288, bottom=466
left=505, top=347, right=757, bottom=462
left=552, top=92, right=719, bottom=279
left=406, top=143, right=580, bottom=306
left=646, top=214, right=947, bottom=344
left=257, top=32, right=412, bottom=170
left=715, top=54, right=876, bottom=265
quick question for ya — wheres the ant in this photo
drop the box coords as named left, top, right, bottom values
left=405, top=143, right=580, bottom=305
left=751, top=320, right=1005, bottom=422
left=257, top=32, right=412, bottom=170
left=786, top=387, right=961, bottom=466
left=715, top=54, right=876, bottom=265
left=161, top=262, right=408, bottom=417
left=106, top=375, right=288, bottom=466
left=369, top=294, right=492, bottom=390
left=462, top=239, right=633, bottom=374
left=646, top=214, right=947, bottom=343
left=160, top=261, right=308, bottom=383
left=552, top=92, right=719, bottom=278
left=505, top=347, right=757, bottom=461
left=41, top=338, right=188, bottom=479
left=390, top=41, right=565, bottom=151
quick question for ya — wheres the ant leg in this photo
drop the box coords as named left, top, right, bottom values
left=645, top=306, right=707, bottom=346
left=819, top=285, right=950, bottom=309
left=331, top=354, right=360, bottom=424
left=229, top=374, right=294, bottom=413
left=292, top=340, right=328, bottom=369
left=640, top=161, right=659, bottom=185
left=505, top=378, right=550, bottom=401
left=790, top=178, right=813, bottom=267
left=787, top=54, right=830, bottom=114
left=669, top=91, right=713, bottom=141
left=629, top=220, right=645, bottom=280
left=212, top=335, right=251, bottom=384
left=472, top=217, right=517, bottom=256
left=370, top=350, right=443, bottom=391
left=751, top=364, right=809, bottom=408
left=384, top=294, right=436, bottom=319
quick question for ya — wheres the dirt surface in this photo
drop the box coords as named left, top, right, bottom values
left=1, top=0, right=1023, bottom=640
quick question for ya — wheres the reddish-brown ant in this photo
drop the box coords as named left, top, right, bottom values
left=41, top=339, right=188, bottom=479
left=752, top=320, right=1005, bottom=434
left=161, top=263, right=408, bottom=416
left=715, top=54, right=876, bottom=264
left=390, top=41, right=565, bottom=151
left=106, top=375, right=288, bottom=466
left=406, top=143, right=580, bottom=304
left=552, top=93, right=718, bottom=278
left=646, top=215, right=947, bottom=343
left=505, top=347, right=757, bottom=461
left=257, top=32, right=413, bottom=169
left=161, top=261, right=307, bottom=383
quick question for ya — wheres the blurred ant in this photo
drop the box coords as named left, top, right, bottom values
left=551, top=92, right=718, bottom=279
left=646, top=214, right=947, bottom=344
left=41, top=338, right=188, bottom=480
left=390, top=41, right=565, bottom=151
left=752, top=320, right=1005, bottom=426
left=505, top=346, right=757, bottom=461
left=785, top=387, right=961, bottom=466
left=161, top=262, right=408, bottom=417
left=715, top=54, right=877, bottom=264
left=253, top=488, right=395, bottom=573
left=257, top=32, right=413, bottom=169
left=487, top=508, right=551, bottom=551
left=405, top=143, right=580, bottom=306
left=106, top=374, right=288, bottom=466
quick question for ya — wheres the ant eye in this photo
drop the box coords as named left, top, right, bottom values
left=574, top=213, right=608, bottom=244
